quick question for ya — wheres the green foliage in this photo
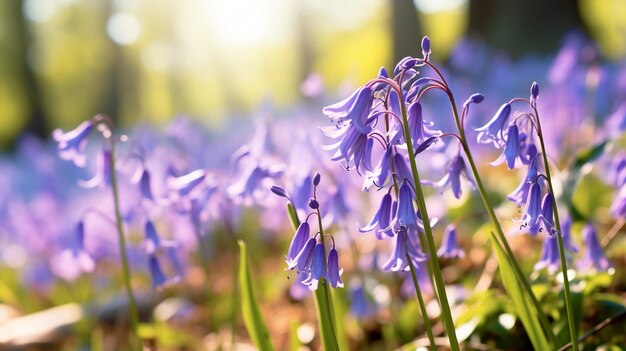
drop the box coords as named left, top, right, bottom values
left=238, top=240, right=275, bottom=351
left=491, top=233, right=552, bottom=350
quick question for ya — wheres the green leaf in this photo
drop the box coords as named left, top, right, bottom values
left=286, top=202, right=300, bottom=229
left=491, top=233, right=551, bottom=350
left=313, top=284, right=341, bottom=351
left=238, top=240, right=275, bottom=351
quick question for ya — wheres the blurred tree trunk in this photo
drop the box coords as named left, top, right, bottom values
left=468, top=0, right=587, bottom=57
left=391, top=0, right=421, bottom=65
left=13, top=0, right=48, bottom=139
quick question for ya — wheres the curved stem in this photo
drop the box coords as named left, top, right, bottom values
left=108, top=140, right=142, bottom=350
left=398, top=89, right=460, bottom=351
left=533, top=106, right=579, bottom=351
left=446, top=90, right=558, bottom=347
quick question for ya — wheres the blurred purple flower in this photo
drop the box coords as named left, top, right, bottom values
left=437, top=224, right=465, bottom=259
left=578, top=224, right=612, bottom=272
left=349, top=284, right=376, bottom=318
left=534, top=235, right=559, bottom=274
left=78, top=149, right=112, bottom=189
left=431, top=155, right=474, bottom=199
left=52, top=120, right=93, bottom=167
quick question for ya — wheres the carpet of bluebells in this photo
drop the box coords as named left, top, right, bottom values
left=1, top=34, right=626, bottom=350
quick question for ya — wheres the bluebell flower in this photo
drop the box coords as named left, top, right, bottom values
left=323, top=86, right=374, bottom=134
left=144, top=221, right=161, bottom=254
left=78, top=149, right=112, bottom=188
left=287, top=222, right=311, bottom=263
left=169, top=169, right=206, bottom=198
left=287, top=237, right=316, bottom=272
left=432, top=155, right=474, bottom=199
left=383, top=227, right=428, bottom=272
left=560, top=217, right=579, bottom=253
left=322, top=123, right=374, bottom=174
left=534, top=235, right=559, bottom=274
left=394, top=56, right=419, bottom=75
left=227, top=162, right=284, bottom=203
left=302, top=242, right=327, bottom=290
left=386, top=180, right=420, bottom=231
left=476, top=103, right=512, bottom=148
left=364, top=147, right=391, bottom=190
left=391, top=152, right=413, bottom=187
left=359, top=193, right=395, bottom=239
left=407, top=101, right=441, bottom=145
left=490, top=124, right=522, bottom=169
left=518, top=132, right=538, bottom=165
left=437, top=224, right=465, bottom=259
left=52, top=120, right=93, bottom=167
left=350, top=284, right=377, bottom=318
left=518, top=182, right=543, bottom=235
left=148, top=254, right=168, bottom=289
left=139, top=169, right=154, bottom=201
left=609, top=153, right=626, bottom=188
left=508, top=156, right=540, bottom=206
left=326, top=246, right=344, bottom=288
left=539, top=192, right=557, bottom=235
left=578, top=224, right=612, bottom=271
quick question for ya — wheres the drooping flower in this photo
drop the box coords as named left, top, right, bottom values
left=518, top=182, right=543, bottom=235
left=359, top=193, right=395, bottom=239
left=52, top=120, right=93, bottom=167
left=406, top=101, right=441, bottom=146
left=302, top=242, right=327, bottom=290
left=539, top=192, right=557, bottom=235
left=287, top=237, right=316, bottom=272
left=148, top=254, right=168, bottom=289
left=386, top=180, right=420, bottom=231
left=322, top=86, right=374, bottom=134
left=287, top=222, right=311, bottom=263
left=534, top=235, right=559, bottom=274
left=490, top=124, right=522, bottom=169
left=476, top=103, right=512, bottom=148
left=321, top=123, right=374, bottom=174
left=350, top=284, right=377, bottom=318
left=437, top=224, right=465, bottom=259
left=326, top=246, right=344, bottom=288
left=382, top=227, right=428, bottom=272
left=560, top=217, right=579, bottom=253
left=508, top=156, right=540, bottom=206
left=578, top=224, right=612, bottom=271
left=431, top=155, right=474, bottom=199
left=138, top=168, right=154, bottom=201
left=78, top=149, right=113, bottom=189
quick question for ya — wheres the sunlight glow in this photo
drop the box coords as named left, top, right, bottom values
left=202, top=0, right=291, bottom=47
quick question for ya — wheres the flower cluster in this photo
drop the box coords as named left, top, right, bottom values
left=273, top=173, right=343, bottom=291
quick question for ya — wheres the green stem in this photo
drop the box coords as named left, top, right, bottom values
left=108, top=140, right=142, bottom=350
left=315, top=208, right=341, bottom=351
left=398, top=90, right=460, bottom=351
left=434, top=75, right=558, bottom=347
left=386, top=106, right=436, bottom=348
left=406, top=253, right=436, bottom=351
left=533, top=105, right=579, bottom=351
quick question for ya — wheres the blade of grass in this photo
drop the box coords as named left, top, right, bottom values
left=238, top=240, right=275, bottom=351
left=491, top=233, right=551, bottom=350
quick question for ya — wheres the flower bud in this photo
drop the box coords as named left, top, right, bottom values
left=308, top=198, right=319, bottom=209
left=313, top=172, right=321, bottom=186
left=421, top=36, right=431, bottom=57
left=530, top=81, right=539, bottom=100
left=271, top=185, right=289, bottom=198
